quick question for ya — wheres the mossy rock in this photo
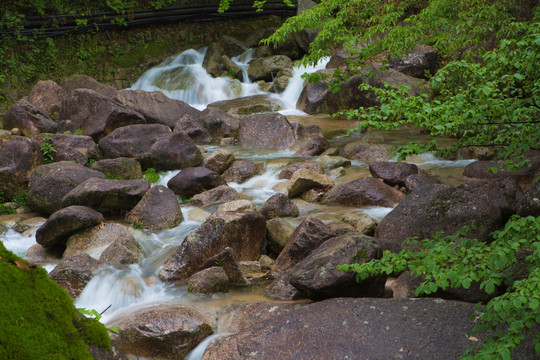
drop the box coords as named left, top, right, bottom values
left=0, top=242, right=111, bottom=359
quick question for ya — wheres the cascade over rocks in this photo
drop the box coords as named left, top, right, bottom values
left=27, top=80, right=66, bottom=120
left=115, top=89, right=201, bottom=128
left=159, top=211, right=266, bottom=282
left=322, top=177, right=405, bottom=207
left=375, top=179, right=523, bottom=245
left=125, top=185, right=183, bottom=231
left=238, top=112, right=296, bottom=150
left=4, top=99, right=58, bottom=136
left=167, top=166, right=227, bottom=198
left=48, top=253, right=100, bottom=299
left=201, top=298, right=489, bottom=360
left=221, top=160, right=264, bottom=184
left=108, top=303, right=216, bottom=360
left=98, top=124, right=202, bottom=170
left=33, top=133, right=101, bottom=165
left=289, top=233, right=385, bottom=300
left=61, top=178, right=150, bottom=214
left=0, top=136, right=43, bottom=199
left=28, top=161, right=106, bottom=215
left=59, top=89, right=146, bottom=140
left=35, top=205, right=104, bottom=249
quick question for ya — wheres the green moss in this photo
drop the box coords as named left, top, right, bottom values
left=0, top=243, right=111, bottom=359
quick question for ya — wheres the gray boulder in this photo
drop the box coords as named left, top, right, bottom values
left=322, top=177, right=405, bottom=207
left=64, top=223, right=134, bottom=258
left=248, top=55, right=293, bottom=82
left=27, top=80, right=66, bottom=120
left=369, top=161, right=418, bottom=187
left=278, top=160, right=324, bottom=180
left=99, top=235, right=145, bottom=267
left=188, top=267, right=230, bottom=294
left=203, top=148, right=235, bottom=174
left=258, top=193, right=299, bottom=219
left=238, top=112, right=296, bottom=150
left=190, top=185, right=240, bottom=207
left=3, top=99, right=58, bottom=136
left=126, top=185, right=183, bottom=230
left=167, top=167, right=227, bottom=198
left=221, top=160, right=264, bottom=184
left=91, top=157, right=143, bottom=180
left=34, top=133, right=101, bottom=166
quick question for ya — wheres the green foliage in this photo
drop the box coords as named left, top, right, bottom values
left=133, top=222, right=144, bottom=230
left=105, top=173, right=123, bottom=180
left=0, top=204, right=16, bottom=215
left=39, top=134, right=56, bottom=164
left=340, top=215, right=540, bottom=358
left=12, top=192, right=28, bottom=207
left=143, top=167, right=160, bottom=183
left=0, top=242, right=111, bottom=359
left=77, top=307, right=119, bottom=335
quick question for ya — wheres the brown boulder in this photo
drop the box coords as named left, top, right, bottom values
left=61, top=178, right=150, bottom=214
left=64, top=223, right=134, bottom=258
left=287, top=168, right=335, bottom=198
left=48, top=253, right=100, bottom=299
left=188, top=267, right=230, bottom=294
left=388, top=44, right=439, bottom=79
left=203, top=42, right=225, bottom=77
left=208, top=94, right=282, bottom=116
left=158, top=211, right=266, bottom=282
left=34, top=133, right=101, bottom=166
left=28, top=161, right=106, bottom=215
left=190, top=185, right=240, bottom=207
left=278, top=160, right=324, bottom=180
left=27, top=80, right=66, bottom=120
left=264, top=272, right=305, bottom=301
left=3, top=99, right=58, bottom=136
left=61, top=74, right=118, bottom=98
left=463, top=159, right=540, bottom=184
left=90, top=157, right=143, bottom=180
left=174, top=112, right=211, bottom=144
left=217, top=199, right=256, bottom=212
left=35, top=205, right=104, bottom=249
left=403, top=173, right=441, bottom=192
left=369, top=161, right=418, bottom=187
left=126, top=185, right=183, bottom=231
left=339, top=141, right=395, bottom=162
left=258, top=193, right=299, bottom=219
left=199, top=247, right=248, bottom=286
left=248, top=55, right=293, bottom=82
left=201, top=107, right=240, bottom=143
left=99, top=235, right=145, bottom=267
left=203, top=148, right=235, bottom=174
left=322, top=177, right=405, bottom=207
left=167, top=167, right=227, bottom=198
left=221, top=160, right=264, bottom=184
left=238, top=112, right=296, bottom=150
left=266, top=217, right=295, bottom=256
left=293, top=135, right=330, bottom=156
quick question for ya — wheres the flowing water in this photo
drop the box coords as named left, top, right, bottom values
left=0, top=47, right=475, bottom=359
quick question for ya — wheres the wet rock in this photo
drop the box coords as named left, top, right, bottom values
left=27, top=80, right=66, bottom=120
left=272, top=216, right=334, bottom=275
left=259, top=193, right=299, bottom=219
left=99, top=235, right=144, bottom=267
left=287, top=168, right=335, bottom=198
left=201, top=298, right=487, bottom=360
left=27, top=161, right=105, bottom=215
left=208, top=94, right=283, bottom=116
left=13, top=216, right=47, bottom=234
left=219, top=35, right=249, bottom=57
left=265, top=272, right=305, bottom=301
left=259, top=254, right=275, bottom=269
left=221, top=55, right=243, bottom=81
left=174, top=112, right=211, bottom=144
left=203, top=42, right=225, bottom=77
left=159, top=211, right=266, bottom=282
left=109, top=303, right=215, bottom=360
left=403, top=173, right=441, bottom=192
left=0, top=136, right=43, bottom=199
left=322, top=177, right=405, bottom=207
left=36, top=205, right=104, bottom=249
left=59, top=89, right=145, bottom=140
left=199, top=247, right=248, bottom=286
left=343, top=212, right=377, bottom=235
left=167, top=167, right=227, bottom=198
left=278, top=160, right=324, bottom=180
left=339, top=142, right=395, bottom=163
left=91, top=157, right=143, bottom=180
left=126, top=185, right=183, bottom=231
left=64, top=223, right=134, bottom=259
left=201, top=107, right=240, bottom=143
left=61, top=178, right=150, bottom=214
left=238, top=112, right=296, bottom=150
left=61, top=74, right=118, bottom=98
left=266, top=217, right=295, bottom=256
left=115, top=89, right=200, bottom=128
left=293, top=135, right=330, bottom=156
left=99, top=124, right=202, bottom=170
left=49, top=253, right=100, bottom=299
left=238, top=261, right=262, bottom=279
left=3, top=99, right=58, bottom=137
left=188, top=266, right=230, bottom=294
left=388, top=44, right=439, bottom=79
left=203, top=148, right=235, bottom=174
left=327, top=222, right=356, bottom=236
left=190, top=185, right=240, bottom=207
left=221, top=160, right=264, bottom=184
left=35, top=133, right=101, bottom=166
left=248, top=55, right=294, bottom=82
left=375, top=180, right=523, bottom=245
left=463, top=159, right=540, bottom=186
left=25, top=244, right=62, bottom=265
left=217, top=199, right=256, bottom=212
left=314, top=155, right=351, bottom=170
left=290, top=233, right=385, bottom=300
left=369, top=161, right=418, bottom=187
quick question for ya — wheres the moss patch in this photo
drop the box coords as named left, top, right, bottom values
left=0, top=242, right=110, bottom=359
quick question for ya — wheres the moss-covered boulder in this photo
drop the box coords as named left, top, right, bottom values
left=0, top=242, right=120, bottom=359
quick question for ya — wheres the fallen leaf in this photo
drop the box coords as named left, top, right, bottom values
left=15, top=260, right=29, bottom=270
left=467, top=335, right=479, bottom=342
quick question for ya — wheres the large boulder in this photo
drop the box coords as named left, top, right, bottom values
left=289, top=233, right=385, bottom=300
left=219, top=35, right=249, bottom=57
left=201, top=298, right=492, bottom=360
left=278, top=160, right=325, bottom=180
left=298, top=65, right=430, bottom=114
left=287, top=168, right=335, bottom=198
left=375, top=179, right=523, bottom=245
left=369, top=161, right=418, bottom=187
left=35, top=206, right=104, bottom=249
left=115, top=89, right=200, bottom=128
left=238, top=113, right=296, bottom=150
left=203, top=42, right=225, bottom=77
left=98, top=124, right=202, bottom=170
left=48, top=253, right=100, bottom=299
left=167, top=167, right=227, bottom=198
left=203, top=148, right=235, bottom=174
left=463, top=159, right=540, bottom=184
left=59, top=89, right=145, bottom=140
left=190, top=185, right=240, bottom=207
left=266, top=217, right=295, bottom=256
left=198, top=247, right=248, bottom=286
left=321, top=177, right=405, bottom=207
left=27, top=80, right=66, bottom=120
left=61, top=74, right=118, bottom=98
left=174, top=112, right=211, bottom=144
left=125, top=185, right=183, bottom=231
left=403, top=173, right=441, bottom=192
left=108, top=303, right=216, bottom=360
left=340, top=141, right=395, bottom=163
left=90, top=157, right=143, bottom=180
left=201, top=107, right=240, bottom=143
left=208, top=94, right=283, bottom=116
left=3, top=99, right=57, bottom=136
left=272, top=216, right=334, bottom=275
left=264, top=271, right=305, bottom=301
left=258, top=193, right=299, bottom=219
left=221, top=160, right=264, bottom=184
left=63, top=222, right=134, bottom=258
left=61, top=178, right=150, bottom=214
left=33, top=133, right=101, bottom=165
left=293, top=135, right=330, bottom=156
left=158, top=211, right=266, bottom=282
left=28, top=161, right=106, bottom=215
left=247, top=55, right=294, bottom=82
left=0, top=136, right=43, bottom=199
left=98, top=235, right=145, bottom=267
left=188, top=266, right=230, bottom=294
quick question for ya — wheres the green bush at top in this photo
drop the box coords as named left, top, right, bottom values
left=0, top=242, right=111, bottom=359
left=143, top=167, right=160, bottom=183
